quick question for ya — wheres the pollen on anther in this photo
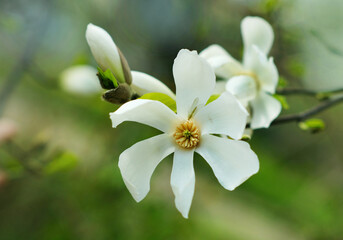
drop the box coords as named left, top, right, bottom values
left=173, top=120, right=200, bottom=149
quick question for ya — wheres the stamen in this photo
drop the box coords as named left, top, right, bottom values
left=173, top=120, right=200, bottom=149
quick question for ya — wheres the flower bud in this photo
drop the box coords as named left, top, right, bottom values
left=86, top=23, right=132, bottom=85
left=102, top=84, right=132, bottom=104
left=60, top=65, right=102, bottom=95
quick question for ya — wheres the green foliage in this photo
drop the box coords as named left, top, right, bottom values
left=316, top=92, right=332, bottom=100
left=273, top=94, right=289, bottom=109
left=277, top=76, right=288, bottom=88
left=97, top=67, right=118, bottom=89
left=43, top=152, right=78, bottom=175
left=298, top=118, right=325, bottom=133
left=140, top=93, right=177, bottom=112
left=206, top=94, right=220, bottom=105
left=285, top=59, right=305, bottom=77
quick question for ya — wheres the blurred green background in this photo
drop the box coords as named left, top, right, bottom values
left=0, top=0, right=343, bottom=239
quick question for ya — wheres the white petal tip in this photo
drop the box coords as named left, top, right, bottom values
left=122, top=177, right=147, bottom=202
left=109, top=113, right=118, bottom=128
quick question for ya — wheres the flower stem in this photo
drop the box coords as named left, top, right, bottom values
left=270, top=94, right=343, bottom=126
left=276, top=87, right=343, bottom=98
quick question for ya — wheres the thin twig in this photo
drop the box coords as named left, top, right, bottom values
left=270, top=94, right=343, bottom=126
left=276, top=87, right=343, bottom=97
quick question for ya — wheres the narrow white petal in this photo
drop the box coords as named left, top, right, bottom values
left=173, top=49, right=215, bottom=118
left=200, top=44, right=244, bottom=78
left=194, top=92, right=248, bottom=139
left=86, top=23, right=125, bottom=83
left=244, top=46, right=279, bottom=94
left=119, top=134, right=175, bottom=202
left=131, top=71, right=175, bottom=99
left=171, top=148, right=195, bottom=218
left=200, top=44, right=231, bottom=60
left=60, top=65, right=102, bottom=95
left=196, top=135, right=259, bottom=190
left=250, top=91, right=282, bottom=129
left=242, top=16, right=274, bottom=64
left=110, top=99, right=177, bottom=132
left=225, top=75, right=257, bottom=105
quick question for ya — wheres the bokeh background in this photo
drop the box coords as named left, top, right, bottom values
left=1, top=0, right=343, bottom=239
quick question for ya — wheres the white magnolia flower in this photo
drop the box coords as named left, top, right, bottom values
left=86, top=23, right=175, bottom=99
left=110, top=49, right=259, bottom=218
left=200, top=16, right=281, bottom=129
left=60, top=65, right=102, bottom=95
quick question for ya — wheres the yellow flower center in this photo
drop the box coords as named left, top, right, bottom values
left=173, top=120, right=200, bottom=149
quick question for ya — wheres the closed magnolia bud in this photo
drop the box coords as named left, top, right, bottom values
left=102, top=84, right=132, bottom=104
left=60, top=65, right=102, bottom=95
left=86, top=23, right=132, bottom=85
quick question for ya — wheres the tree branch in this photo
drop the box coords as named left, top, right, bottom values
left=276, top=87, right=343, bottom=97
left=270, top=94, right=343, bottom=126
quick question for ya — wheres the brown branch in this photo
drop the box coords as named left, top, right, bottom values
left=270, top=94, right=343, bottom=126
left=276, top=87, right=343, bottom=97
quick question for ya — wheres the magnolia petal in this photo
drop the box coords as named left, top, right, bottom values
left=244, top=46, right=278, bottom=94
left=131, top=71, right=175, bottom=99
left=200, top=44, right=244, bottom=78
left=225, top=75, right=257, bottom=106
left=200, top=44, right=231, bottom=60
left=110, top=99, right=177, bottom=133
left=171, top=148, right=195, bottom=218
left=86, top=23, right=125, bottom=83
left=60, top=65, right=102, bottom=95
left=242, top=16, right=274, bottom=63
left=194, top=92, right=248, bottom=139
left=196, top=134, right=259, bottom=190
left=173, top=49, right=215, bottom=118
left=250, top=91, right=282, bottom=129
left=119, top=134, right=175, bottom=202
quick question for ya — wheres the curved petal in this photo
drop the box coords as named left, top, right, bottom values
left=244, top=46, right=279, bottom=94
left=110, top=99, right=177, bottom=133
left=131, top=71, right=176, bottom=99
left=119, top=134, right=175, bottom=202
left=250, top=91, right=282, bottom=129
left=60, top=65, right=102, bottom=95
left=171, top=148, right=195, bottom=218
left=173, top=49, right=215, bottom=118
left=242, top=16, right=274, bottom=63
left=196, top=135, right=259, bottom=190
left=86, top=23, right=125, bottom=83
left=194, top=92, right=248, bottom=139
left=225, top=75, right=257, bottom=105
left=200, top=44, right=231, bottom=60
left=200, top=44, right=244, bottom=78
